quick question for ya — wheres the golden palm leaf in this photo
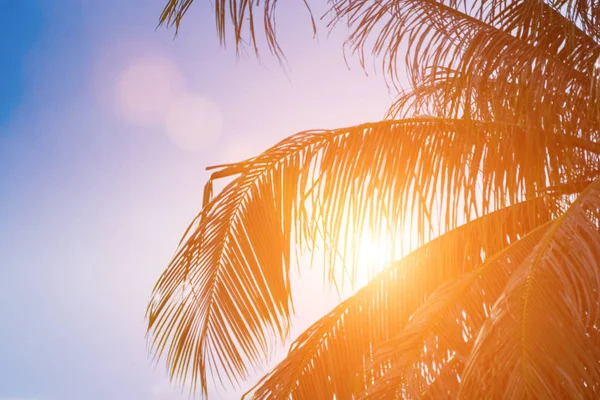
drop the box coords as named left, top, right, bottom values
left=459, top=178, right=600, bottom=398
left=150, top=0, right=600, bottom=397
left=245, top=197, right=558, bottom=399
left=148, top=118, right=580, bottom=395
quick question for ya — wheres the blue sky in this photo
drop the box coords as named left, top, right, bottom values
left=0, top=1, right=392, bottom=399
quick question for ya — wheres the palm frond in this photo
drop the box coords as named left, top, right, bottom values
left=158, top=0, right=600, bottom=136
left=361, top=220, right=555, bottom=399
left=363, top=180, right=600, bottom=399
left=387, top=69, right=600, bottom=191
left=244, top=197, right=556, bottom=399
left=330, top=0, right=600, bottom=130
left=151, top=1, right=600, bottom=397
left=147, top=115, right=595, bottom=396
left=159, top=0, right=315, bottom=58
left=549, top=0, right=600, bottom=40
left=459, top=177, right=600, bottom=398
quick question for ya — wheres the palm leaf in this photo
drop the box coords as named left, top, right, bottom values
left=150, top=0, right=600, bottom=397
left=388, top=70, right=600, bottom=192
left=159, top=0, right=315, bottom=58
left=331, top=0, right=600, bottom=130
left=243, top=197, right=556, bottom=399
left=361, top=220, right=555, bottom=399
left=146, top=115, right=591, bottom=396
left=147, top=114, right=596, bottom=396
left=363, top=181, right=600, bottom=399
left=458, top=177, right=600, bottom=398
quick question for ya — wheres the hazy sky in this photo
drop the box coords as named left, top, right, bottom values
left=0, top=1, right=393, bottom=399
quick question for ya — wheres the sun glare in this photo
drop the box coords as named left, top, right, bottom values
left=360, top=231, right=394, bottom=265
left=354, top=229, right=396, bottom=286
left=314, top=201, right=404, bottom=291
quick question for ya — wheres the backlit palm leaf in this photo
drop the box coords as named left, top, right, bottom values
left=159, top=0, right=315, bottom=57
left=333, top=0, right=600, bottom=128
left=362, top=222, right=554, bottom=398
left=363, top=179, right=600, bottom=398
left=459, top=178, right=600, bottom=398
left=148, top=117, right=581, bottom=395
left=244, top=197, right=557, bottom=399
left=150, top=0, right=600, bottom=397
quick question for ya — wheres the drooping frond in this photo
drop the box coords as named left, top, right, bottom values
left=388, top=65, right=600, bottom=190
left=363, top=181, right=600, bottom=399
left=550, top=0, right=600, bottom=40
left=147, top=117, right=585, bottom=396
left=151, top=0, right=600, bottom=398
left=243, top=197, right=556, bottom=399
left=361, top=221, right=555, bottom=399
left=330, top=0, right=600, bottom=129
left=159, top=0, right=600, bottom=99
left=458, top=177, right=600, bottom=398
left=159, top=0, right=315, bottom=58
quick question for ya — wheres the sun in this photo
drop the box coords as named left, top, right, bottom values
left=359, top=232, right=394, bottom=267
left=353, top=229, right=397, bottom=286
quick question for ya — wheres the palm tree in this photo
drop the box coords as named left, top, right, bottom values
left=147, top=0, right=600, bottom=398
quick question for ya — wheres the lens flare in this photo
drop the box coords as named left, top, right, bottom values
left=115, top=56, right=182, bottom=127
left=164, top=94, right=224, bottom=153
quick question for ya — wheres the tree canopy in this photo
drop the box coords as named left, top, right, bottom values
left=147, top=0, right=600, bottom=398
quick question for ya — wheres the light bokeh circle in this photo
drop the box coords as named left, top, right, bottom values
left=115, top=56, right=182, bottom=127
left=164, top=94, right=224, bottom=153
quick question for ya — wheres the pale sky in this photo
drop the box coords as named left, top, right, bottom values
left=0, top=1, right=394, bottom=399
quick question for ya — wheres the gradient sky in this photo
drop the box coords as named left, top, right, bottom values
left=0, top=1, right=393, bottom=399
